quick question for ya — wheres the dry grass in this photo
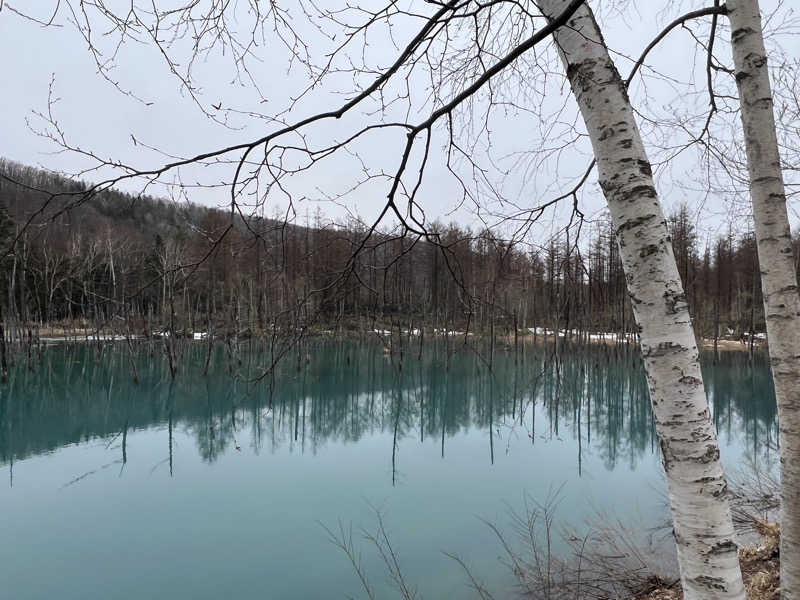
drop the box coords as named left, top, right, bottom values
left=329, top=492, right=781, bottom=600
left=633, top=520, right=780, bottom=600
left=496, top=468, right=782, bottom=600
left=328, top=451, right=780, bottom=600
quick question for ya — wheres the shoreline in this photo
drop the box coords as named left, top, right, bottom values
left=27, top=325, right=768, bottom=352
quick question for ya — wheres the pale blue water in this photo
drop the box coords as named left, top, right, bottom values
left=0, top=342, right=777, bottom=599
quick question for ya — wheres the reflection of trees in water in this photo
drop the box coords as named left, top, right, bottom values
left=704, top=350, right=778, bottom=462
left=0, top=342, right=777, bottom=472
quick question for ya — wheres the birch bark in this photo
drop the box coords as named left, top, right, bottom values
left=727, top=1, right=800, bottom=597
left=536, top=2, right=745, bottom=598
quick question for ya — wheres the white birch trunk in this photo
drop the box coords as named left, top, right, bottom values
left=536, top=2, right=745, bottom=598
left=727, top=1, right=800, bottom=597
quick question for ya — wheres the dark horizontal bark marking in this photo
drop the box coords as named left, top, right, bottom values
left=616, top=213, right=656, bottom=233
left=731, top=26, right=756, bottom=43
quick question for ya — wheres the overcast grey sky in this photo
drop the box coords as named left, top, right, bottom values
left=0, top=1, right=796, bottom=244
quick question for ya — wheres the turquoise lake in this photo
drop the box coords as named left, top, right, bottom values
left=0, top=341, right=778, bottom=599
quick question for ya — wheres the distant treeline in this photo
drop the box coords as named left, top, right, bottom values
left=0, top=158, right=793, bottom=342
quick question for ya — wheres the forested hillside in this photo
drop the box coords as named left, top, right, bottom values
left=0, top=158, right=789, bottom=343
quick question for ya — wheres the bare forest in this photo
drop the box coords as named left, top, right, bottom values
left=0, top=158, right=788, bottom=351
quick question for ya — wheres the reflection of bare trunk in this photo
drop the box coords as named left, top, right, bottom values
left=168, top=411, right=173, bottom=477
left=728, top=1, right=800, bottom=595
left=538, top=2, right=744, bottom=598
left=489, top=308, right=495, bottom=371
left=122, top=421, right=128, bottom=466
left=391, top=392, right=400, bottom=486
left=488, top=379, right=494, bottom=465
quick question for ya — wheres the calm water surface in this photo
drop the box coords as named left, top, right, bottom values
left=0, top=341, right=777, bottom=599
